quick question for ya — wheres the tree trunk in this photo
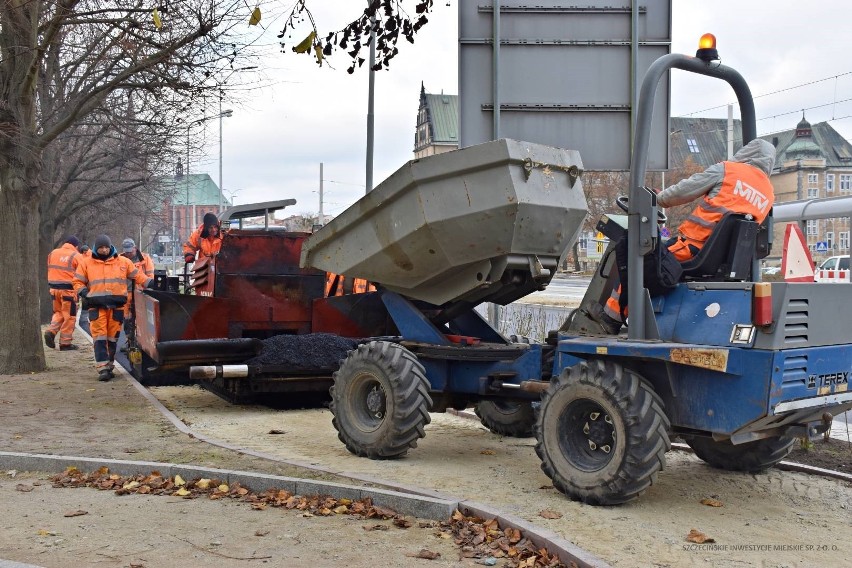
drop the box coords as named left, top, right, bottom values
left=0, top=174, right=47, bottom=373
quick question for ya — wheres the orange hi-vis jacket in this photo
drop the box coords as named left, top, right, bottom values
left=128, top=251, right=155, bottom=284
left=183, top=224, right=222, bottom=258
left=325, top=273, right=375, bottom=296
left=47, top=243, right=80, bottom=291
left=73, top=250, right=151, bottom=308
left=677, top=161, right=774, bottom=250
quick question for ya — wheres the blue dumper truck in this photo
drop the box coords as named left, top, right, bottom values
left=296, top=37, right=852, bottom=505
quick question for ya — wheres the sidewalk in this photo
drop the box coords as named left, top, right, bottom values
left=0, top=329, right=605, bottom=568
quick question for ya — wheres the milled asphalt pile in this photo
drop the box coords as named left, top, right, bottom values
left=245, top=333, right=357, bottom=369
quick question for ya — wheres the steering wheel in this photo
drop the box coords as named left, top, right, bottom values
left=616, top=195, right=667, bottom=224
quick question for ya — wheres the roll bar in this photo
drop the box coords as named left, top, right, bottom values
left=627, top=53, right=756, bottom=339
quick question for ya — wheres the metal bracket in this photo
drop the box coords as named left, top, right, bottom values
left=522, top=157, right=582, bottom=188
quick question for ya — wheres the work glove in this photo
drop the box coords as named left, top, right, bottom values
left=144, top=279, right=156, bottom=289
left=77, top=287, right=88, bottom=298
left=184, top=253, right=195, bottom=263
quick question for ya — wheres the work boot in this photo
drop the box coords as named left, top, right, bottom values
left=98, top=369, right=111, bottom=382
left=107, top=369, right=115, bottom=379
left=587, top=303, right=623, bottom=335
left=59, top=344, right=79, bottom=351
left=43, top=330, right=56, bottom=349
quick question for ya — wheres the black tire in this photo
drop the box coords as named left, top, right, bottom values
left=534, top=359, right=670, bottom=505
left=330, top=341, right=432, bottom=459
left=474, top=400, right=537, bottom=438
left=684, top=435, right=794, bottom=473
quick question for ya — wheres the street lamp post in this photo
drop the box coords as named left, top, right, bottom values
left=171, top=109, right=233, bottom=273
left=218, top=102, right=233, bottom=214
left=183, top=109, right=233, bottom=231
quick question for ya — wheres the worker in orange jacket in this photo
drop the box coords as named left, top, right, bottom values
left=120, top=238, right=155, bottom=347
left=120, top=238, right=154, bottom=317
left=590, top=139, right=776, bottom=334
left=183, top=212, right=222, bottom=264
left=325, top=273, right=375, bottom=296
left=73, top=235, right=153, bottom=381
left=45, top=236, right=82, bottom=350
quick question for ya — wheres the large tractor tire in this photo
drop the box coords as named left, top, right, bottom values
left=685, top=435, right=795, bottom=473
left=474, top=400, right=537, bottom=438
left=330, top=341, right=432, bottom=459
left=535, top=359, right=670, bottom=505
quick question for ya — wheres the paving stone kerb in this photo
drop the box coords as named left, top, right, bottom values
left=0, top=451, right=610, bottom=568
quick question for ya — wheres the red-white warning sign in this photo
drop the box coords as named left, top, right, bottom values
left=780, top=223, right=815, bottom=282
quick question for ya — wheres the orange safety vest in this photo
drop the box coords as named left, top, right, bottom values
left=677, top=161, right=774, bottom=249
left=132, top=252, right=155, bottom=280
left=325, top=273, right=375, bottom=296
left=183, top=224, right=222, bottom=258
left=73, top=252, right=151, bottom=308
left=47, top=243, right=80, bottom=290
left=125, top=251, right=155, bottom=295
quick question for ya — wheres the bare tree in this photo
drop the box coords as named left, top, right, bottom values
left=0, top=0, right=266, bottom=373
left=566, top=171, right=627, bottom=270
left=2, top=0, right=439, bottom=373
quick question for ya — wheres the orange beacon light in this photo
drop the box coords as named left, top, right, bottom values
left=696, top=33, right=719, bottom=62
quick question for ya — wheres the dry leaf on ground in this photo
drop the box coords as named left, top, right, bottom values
left=538, top=509, right=563, bottom=520
left=700, top=498, right=723, bottom=507
left=686, top=528, right=715, bottom=543
left=63, top=510, right=88, bottom=517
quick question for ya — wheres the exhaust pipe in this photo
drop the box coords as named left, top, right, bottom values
left=189, top=365, right=250, bottom=380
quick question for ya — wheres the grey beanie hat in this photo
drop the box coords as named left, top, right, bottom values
left=122, top=238, right=136, bottom=252
left=94, top=234, right=112, bottom=250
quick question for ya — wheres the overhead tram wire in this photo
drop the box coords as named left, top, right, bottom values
left=680, top=70, right=852, bottom=117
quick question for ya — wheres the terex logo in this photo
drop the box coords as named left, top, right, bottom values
left=733, top=180, right=770, bottom=213
left=807, top=371, right=849, bottom=389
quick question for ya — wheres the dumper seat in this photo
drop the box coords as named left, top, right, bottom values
left=680, top=212, right=763, bottom=282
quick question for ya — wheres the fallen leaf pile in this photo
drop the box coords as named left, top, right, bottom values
left=50, top=466, right=409, bottom=520
left=50, top=467, right=575, bottom=567
left=441, top=510, right=575, bottom=568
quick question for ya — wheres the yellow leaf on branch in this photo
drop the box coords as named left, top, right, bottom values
left=249, top=7, right=261, bottom=26
left=293, top=31, right=316, bottom=54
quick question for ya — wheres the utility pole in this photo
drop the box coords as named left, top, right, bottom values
left=218, top=103, right=233, bottom=214
left=365, top=1, right=376, bottom=193
left=727, top=104, right=734, bottom=159
left=319, top=162, right=324, bottom=223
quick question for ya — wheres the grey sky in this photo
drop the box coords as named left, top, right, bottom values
left=194, top=1, right=852, bottom=216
